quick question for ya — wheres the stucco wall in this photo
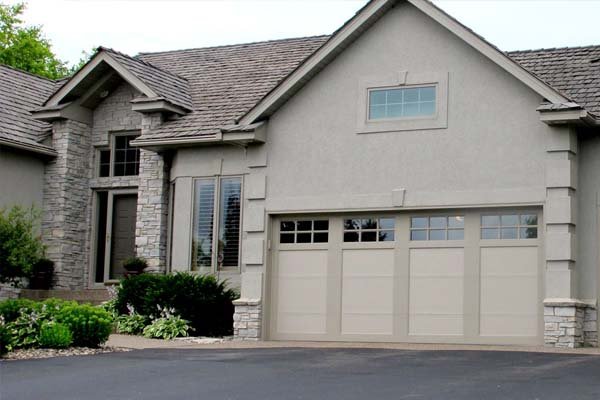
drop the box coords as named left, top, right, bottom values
left=578, top=134, right=600, bottom=302
left=0, top=147, right=45, bottom=210
left=264, top=2, right=556, bottom=212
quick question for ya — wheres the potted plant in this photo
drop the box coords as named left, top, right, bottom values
left=28, top=258, right=54, bottom=290
left=122, top=257, right=148, bottom=277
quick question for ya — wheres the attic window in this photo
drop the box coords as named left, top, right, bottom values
left=368, top=86, right=436, bottom=120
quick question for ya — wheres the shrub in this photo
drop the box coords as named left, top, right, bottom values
left=143, top=307, right=190, bottom=340
left=0, top=318, right=13, bottom=355
left=0, top=298, right=39, bottom=323
left=0, top=206, right=45, bottom=285
left=7, top=304, right=54, bottom=348
left=55, top=304, right=113, bottom=347
left=116, top=273, right=238, bottom=337
left=116, top=309, right=148, bottom=335
left=38, top=322, right=72, bottom=348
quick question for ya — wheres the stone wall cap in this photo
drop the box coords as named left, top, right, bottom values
left=544, top=298, right=595, bottom=308
left=233, top=298, right=261, bottom=306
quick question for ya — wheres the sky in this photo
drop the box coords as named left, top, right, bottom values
left=6, top=0, right=600, bottom=67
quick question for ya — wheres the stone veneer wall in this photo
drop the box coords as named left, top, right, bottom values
left=232, top=299, right=262, bottom=340
left=135, top=113, right=170, bottom=272
left=42, top=120, right=92, bottom=289
left=544, top=300, right=598, bottom=348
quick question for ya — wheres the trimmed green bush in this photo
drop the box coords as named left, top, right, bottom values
left=116, top=273, right=238, bottom=337
left=0, top=298, right=39, bottom=323
left=0, top=322, right=13, bottom=355
left=39, top=322, right=72, bottom=348
left=55, top=304, right=112, bottom=347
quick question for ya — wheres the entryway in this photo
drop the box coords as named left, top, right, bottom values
left=268, top=209, right=543, bottom=345
left=93, top=190, right=138, bottom=282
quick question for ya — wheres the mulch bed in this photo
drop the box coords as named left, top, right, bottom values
left=1, top=346, right=131, bottom=361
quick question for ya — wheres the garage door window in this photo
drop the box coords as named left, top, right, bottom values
left=410, top=216, right=464, bottom=240
left=481, top=213, right=538, bottom=239
left=280, top=220, right=329, bottom=244
left=343, top=218, right=395, bottom=242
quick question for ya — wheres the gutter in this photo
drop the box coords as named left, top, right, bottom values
left=0, top=137, right=57, bottom=157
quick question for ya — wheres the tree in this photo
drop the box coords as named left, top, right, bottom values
left=0, top=2, right=70, bottom=79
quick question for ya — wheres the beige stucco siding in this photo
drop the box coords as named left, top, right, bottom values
left=264, top=2, right=558, bottom=212
left=0, top=147, right=45, bottom=210
left=578, top=134, right=600, bottom=302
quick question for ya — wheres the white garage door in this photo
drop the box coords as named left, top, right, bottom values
left=269, top=210, right=542, bottom=345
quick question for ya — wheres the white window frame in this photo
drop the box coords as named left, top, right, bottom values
left=95, top=131, right=141, bottom=178
left=343, top=217, right=396, bottom=243
left=367, top=84, right=437, bottom=122
left=409, top=215, right=465, bottom=241
left=480, top=212, right=539, bottom=240
left=279, top=219, right=330, bottom=244
left=356, top=71, right=448, bottom=134
left=190, top=175, right=244, bottom=273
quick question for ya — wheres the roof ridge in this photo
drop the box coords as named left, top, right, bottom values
left=0, top=63, right=58, bottom=83
left=136, top=34, right=331, bottom=57
left=507, top=44, right=600, bottom=54
left=98, top=46, right=190, bottom=83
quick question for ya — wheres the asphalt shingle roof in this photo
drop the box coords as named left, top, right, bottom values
left=100, top=47, right=193, bottom=111
left=135, top=35, right=329, bottom=140
left=508, top=45, right=600, bottom=116
left=0, top=65, right=57, bottom=151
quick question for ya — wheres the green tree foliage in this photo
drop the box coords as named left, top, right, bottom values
left=0, top=2, right=88, bottom=79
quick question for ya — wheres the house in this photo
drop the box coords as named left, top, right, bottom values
left=0, top=0, right=599, bottom=348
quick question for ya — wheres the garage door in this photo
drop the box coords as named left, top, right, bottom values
left=268, top=210, right=542, bottom=345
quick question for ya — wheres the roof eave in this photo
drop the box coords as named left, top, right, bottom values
left=0, top=137, right=57, bottom=157
left=538, top=108, right=600, bottom=127
left=130, top=97, right=190, bottom=115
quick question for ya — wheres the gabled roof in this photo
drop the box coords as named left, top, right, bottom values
left=508, top=45, right=600, bottom=116
left=134, top=36, right=329, bottom=142
left=237, top=0, right=571, bottom=126
left=43, top=47, right=193, bottom=112
left=0, top=65, right=58, bottom=155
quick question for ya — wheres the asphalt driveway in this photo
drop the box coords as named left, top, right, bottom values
left=2, top=348, right=600, bottom=400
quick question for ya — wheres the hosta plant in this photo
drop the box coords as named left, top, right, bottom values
left=116, top=305, right=147, bottom=335
left=142, top=306, right=190, bottom=340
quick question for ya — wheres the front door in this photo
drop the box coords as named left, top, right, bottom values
left=109, top=194, right=138, bottom=279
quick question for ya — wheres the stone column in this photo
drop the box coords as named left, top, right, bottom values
left=135, top=113, right=170, bottom=272
left=42, top=120, right=92, bottom=289
left=543, top=127, right=584, bottom=347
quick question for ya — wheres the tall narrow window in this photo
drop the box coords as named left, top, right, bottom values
left=218, top=178, right=242, bottom=269
left=191, top=176, right=242, bottom=271
left=113, top=135, right=140, bottom=176
left=191, top=179, right=216, bottom=270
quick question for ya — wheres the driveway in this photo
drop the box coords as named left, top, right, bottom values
left=2, top=348, right=600, bottom=400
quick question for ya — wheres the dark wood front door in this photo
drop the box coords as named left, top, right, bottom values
left=110, top=194, right=137, bottom=279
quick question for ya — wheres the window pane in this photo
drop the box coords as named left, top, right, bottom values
left=313, top=232, right=328, bottom=243
left=361, top=218, right=377, bottom=229
left=125, top=163, right=136, bottom=176
left=501, top=215, right=519, bottom=226
left=411, top=230, right=427, bottom=241
left=429, top=217, right=447, bottom=229
left=281, top=221, right=295, bottom=231
left=387, top=89, right=403, bottom=104
left=113, top=163, right=125, bottom=177
left=482, top=215, right=500, bottom=227
left=387, top=104, right=403, bottom=118
left=369, top=105, right=386, bottom=120
left=314, top=220, right=329, bottom=231
left=370, top=90, right=387, bottom=105
left=379, top=230, right=395, bottom=242
left=115, top=149, right=126, bottom=163
left=296, top=233, right=311, bottom=243
left=448, top=229, right=464, bottom=240
left=100, top=150, right=111, bottom=164
left=218, top=177, right=241, bottom=269
left=419, top=101, right=435, bottom=116
left=448, top=216, right=464, bottom=228
left=192, top=179, right=215, bottom=270
left=411, top=217, right=428, bottom=229
left=403, top=88, right=419, bottom=102
left=297, top=221, right=312, bottom=231
left=429, top=229, right=446, bottom=240
left=361, top=231, right=377, bottom=242
left=520, top=214, right=538, bottom=226
left=520, top=227, right=538, bottom=239
left=420, top=86, right=436, bottom=102
left=280, top=233, right=294, bottom=244
left=403, top=102, right=419, bottom=117
left=99, top=164, right=110, bottom=177
left=501, top=227, right=518, bottom=239
left=379, top=218, right=395, bottom=230
left=481, top=228, right=499, bottom=239
left=344, top=219, right=360, bottom=230
left=344, top=231, right=359, bottom=242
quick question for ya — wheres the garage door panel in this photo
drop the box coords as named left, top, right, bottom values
left=480, top=247, right=539, bottom=337
left=341, top=249, right=394, bottom=335
left=276, top=250, right=328, bottom=335
left=409, top=248, right=464, bottom=336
